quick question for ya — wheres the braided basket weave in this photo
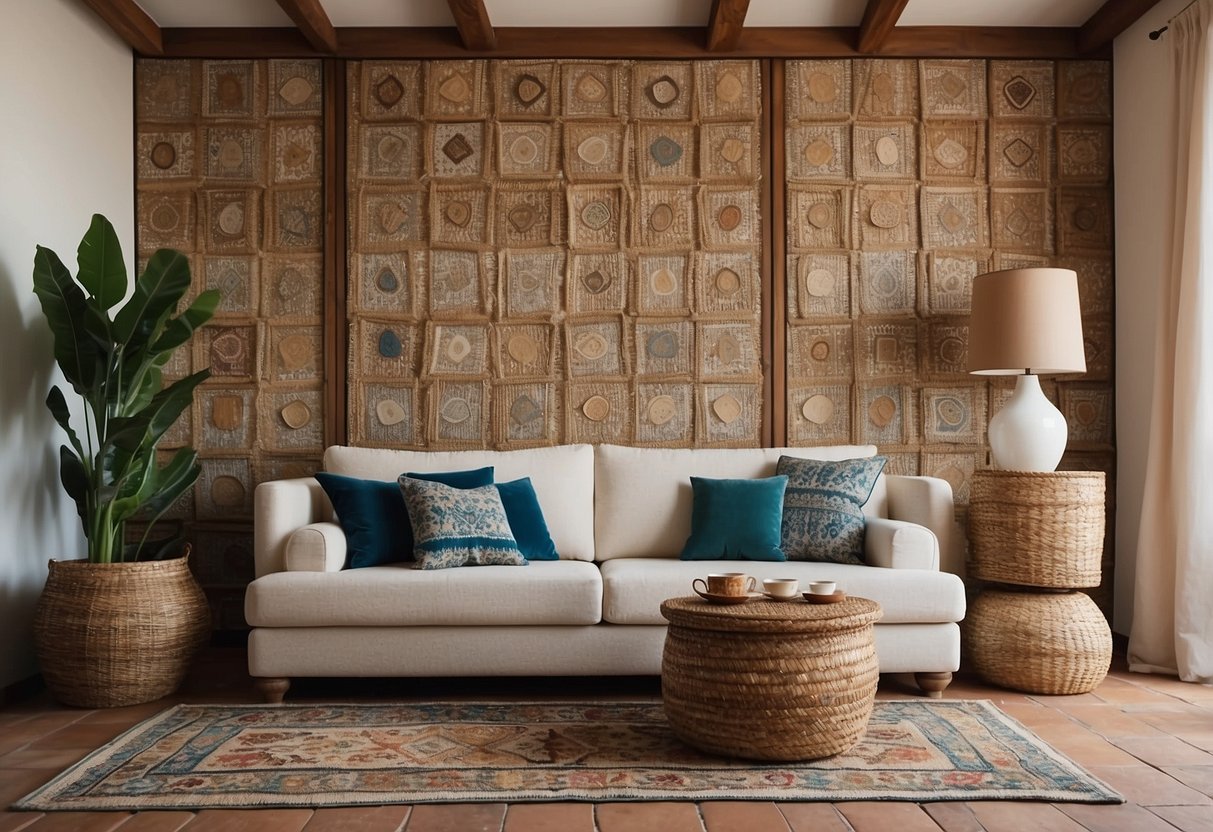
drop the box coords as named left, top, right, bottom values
left=660, top=596, right=882, bottom=761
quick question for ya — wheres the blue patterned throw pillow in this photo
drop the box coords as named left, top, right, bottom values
left=397, top=477, right=526, bottom=569
left=776, top=455, right=887, bottom=564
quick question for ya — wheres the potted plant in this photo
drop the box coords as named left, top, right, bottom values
left=31, top=214, right=220, bottom=707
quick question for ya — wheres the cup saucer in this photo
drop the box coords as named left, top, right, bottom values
left=803, top=590, right=847, bottom=604
left=694, top=589, right=761, bottom=605
left=761, top=591, right=799, bottom=602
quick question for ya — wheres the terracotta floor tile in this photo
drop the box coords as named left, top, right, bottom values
left=921, top=802, right=985, bottom=832
left=1029, top=693, right=1106, bottom=707
left=1056, top=802, right=1184, bottom=832
left=1054, top=704, right=1167, bottom=738
left=502, top=803, right=593, bottom=832
left=25, top=723, right=126, bottom=752
left=1085, top=679, right=1190, bottom=706
left=595, top=802, right=705, bottom=832
left=0, top=747, right=89, bottom=771
left=775, top=803, right=851, bottom=832
left=700, top=801, right=790, bottom=832
left=1088, top=765, right=1213, bottom=806
left=0, top=813, right=42, bottom=832
left=1163, top=766, right=1213, bottom=797
left=76, top=702, right=172, bottom=727
left=964, top=801, right=1085, bottom=832
left=994, top=703, right=1074, bottom=728
left=835, top=802, right=944, bottom=832
left=302, top=806, right=411, bottom=832
left=1150, top=804, right=1213, bottom=832
left=116, top=812, right=197, bottom=832
left=1112, top=737, right=1213, bottom=766
left=1030, top=724, right=1141, bottom=767
left=179, top=809, right=314, bottom=832
left=20, top=812, right=131, bottom=832
left=0, top=769, right=60, bottom=807
left=402, top=804, right=505, bottom=832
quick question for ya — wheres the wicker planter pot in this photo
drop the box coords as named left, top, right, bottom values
left=32, top=557, right=211, bottom=708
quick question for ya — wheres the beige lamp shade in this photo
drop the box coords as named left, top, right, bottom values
left=967, top=268, right=1087, bottom=376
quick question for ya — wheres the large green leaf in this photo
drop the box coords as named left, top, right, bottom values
left=45, top=386, right=85, bottom=459
left=58, top=445, right=89, bottom=524
left=152, top=289, right=221, bottom=353
left=107, top=370, right=208, bottom=453
left=76, top=214, right=127, bottom=312
left=113, top=249, right=191, bottom=348
left=137, top=447, right=198, bottom=519
left=32, top=246, right=103, bottom=393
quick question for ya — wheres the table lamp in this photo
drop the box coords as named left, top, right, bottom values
left=967, top=268, right=1086, bottom=472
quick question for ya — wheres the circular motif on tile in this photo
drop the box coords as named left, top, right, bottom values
left=376, top=398, right=407, bottom=426
left=444, top=200, right=471, bottom=227
left=280, top=399, right=312, bottom=429
left=936, top=396, right=965, bottom=427
left=933, top=137, right=968, bottom=170
left=211, top=395, right=243, bottom=431
left=717, top=205, right=743, bottom=232
left=510, top=394, right=543, bottom=426
left=217, top=138, right=244, bottom=170
left=805, top=268, right=835, bottom=298
left=581, top=269, right=611, bottom=294
left=514, top=73, right=546, bottom=105
left=1069, top=72, right=1103, bottom=106
left=646, top=395, right=677, bottom=426
left=1067, top=138, right=1099, bottom=165
left=508, top=204, right=537, bottom=233
left=802, top=394, right=834, bottom=425
left=649, top=136, right=683, bottom=167
left=715, top=333, right=741, bottom=365
left=581, top=200, right=612, bottom=230
left=647, top=75, right=680, bottom=108
left=804, top=138, right=834, bottom=168
left=1003, top=75, right=1037, bottom=110
left=150, top=141, right=176, bottom=169
left=378, top=328, right=403, bottom=359
left=278, top=75, right=314, bottom=106
left=217, top=202, right=246, bottom=236
left=574, top=332, right=609, bottom=360
left=810, top=339, right=830, bottom=361
left=374, top=75, right=404, bottom=107
left=216, top=74, right=244, bottom=107
left=508, top=134, right=540, bottom=165
left=375, top=266, right=399, bottom=294
left=149, top=202, right=181, bottom=233
left=646, top=330, right=680, bottom=360
left=712, top=394, right=743, bottom=425
left=283, top=140, right=310, bottom=170
left=938, top=336, right=965, bottom=365
left=1005, top=208, right=1031, bottom=237
left=1073, top=206, right=1098, bottom=232
left=874, top=136, right=900, bottom=166
left=582, top=395, right=611, bottom=422
left=507, top=333, right=539, bottom=364
left=440, top=397, right=472, bottom=424
left=279, top=334, right=313, bottom=370
left=210, top=331, right=245, bottom=365
left=715, top=71, right=744, bottom=103
left=445, top=334, right=472, bottom=363
left=649, top=203, right=675, bottom=233
left=939, top=203, right=966, bottom=234
left=871, top=72, right=895, bottom=103
left=576, top=135, right=609, bottom=165
left=211, top=476, right=245, bottom=508
left=1075, top=400, right=1099, bottom=426
left=650, top=267, right=678, bottom=296
left=438, top=73, right=472, bottom=104
left=868, top=395, right=897, bottom=427
left=720, top=137, right=746, bottom=164
left=515, top=269, right=542, bottom=291
left=376, top=133, right=406, bottom=164
left=714, top=268, right=741, bottom=296
left=869, top=200, right=901, bottom=229
left=377, top=202, right=408, bottom=234
left=807, top=202, right=833, bottom=229
left=935, top=464, right=965, bottom=492
left=575, top=73, right=608, bottom=102
left=806, top=71, right=837, bottom=103
left=278, top=267, right=306, bottom=300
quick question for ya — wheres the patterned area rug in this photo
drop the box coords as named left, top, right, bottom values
left=14, top=700, right=1121, bottom=809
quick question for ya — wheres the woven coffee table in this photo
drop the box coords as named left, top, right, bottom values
left=660, top=595, right=882, bottom=761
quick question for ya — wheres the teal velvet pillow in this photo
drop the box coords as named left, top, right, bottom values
left=398, top=477, right=526, bottom=569
left=777, top=455, right=887, bottom=565
left=680, top=476, right=789, bottom=562
left=316, top=467, right=493, bottom=569
left=496, top=478, right=558, bottom=561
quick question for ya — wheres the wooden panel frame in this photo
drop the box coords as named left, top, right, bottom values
left=857, top=0, right=911, bottom=53
left=707, top=0, right=752, bottom=52
left=79, top=0, right=163, bottom=55
left=274, top=0, right=339, bottom=54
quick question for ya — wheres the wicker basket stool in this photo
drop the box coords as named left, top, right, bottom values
left=660, top=596, right=882, bottom=761
left=965, top=589, right=1111, bottom=695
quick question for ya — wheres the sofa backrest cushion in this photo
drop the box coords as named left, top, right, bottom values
left=593, top=444, right=884, bottom=561
left=324, top=444, right=596, bottom=561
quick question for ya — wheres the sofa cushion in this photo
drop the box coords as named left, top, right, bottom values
left=399, top=478, right=525, bottom=569
left=246, top=561, right=603, bottom=627
left=496, top=478, right=558, bottom=561
left=594, top=444, right=884, bottom=560
left=777, top=455, right=887, bottom=564
left=599, top=558, right=965, bottom=625
left=680, top=476, right=788, bottom=561
left=324, top=445, right=596, bottom=561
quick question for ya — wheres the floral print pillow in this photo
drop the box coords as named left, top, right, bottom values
left=397, top=476, right=526, bottom=569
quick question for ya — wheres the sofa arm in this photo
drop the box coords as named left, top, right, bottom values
left=865, top=517, right=938, bottom=570
left=254, top=478, right=330, bottom=577
left=885, top=475, right=964, bottom=576
left=284, top=522, right=347, bottom=572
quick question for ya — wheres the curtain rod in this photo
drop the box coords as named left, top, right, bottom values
left=1151, top=0, right=1200, bottom=39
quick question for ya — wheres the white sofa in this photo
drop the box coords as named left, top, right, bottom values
left=248, top=443, right=966, bottom=702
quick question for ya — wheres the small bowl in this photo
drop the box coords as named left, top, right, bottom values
left=808, top=580, right=837, bottom=595
left=762, top=578, right=799, bottom=599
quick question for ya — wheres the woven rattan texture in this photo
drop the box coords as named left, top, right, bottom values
left=660, top=596, right=881, bottom=760
left=135, top=59, right=325, bottom=624
left=784, top=60, right=1115, bottom=612
left=346, top=60, right=765, bottom=450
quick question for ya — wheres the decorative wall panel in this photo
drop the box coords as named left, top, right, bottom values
left=346, top=60, right=765, bottom=450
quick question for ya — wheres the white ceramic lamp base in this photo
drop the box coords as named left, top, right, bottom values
left=988, top=374, right=1068, bottom=472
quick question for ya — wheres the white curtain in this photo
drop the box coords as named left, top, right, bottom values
left=1129, top=0, right=1213, bottom=683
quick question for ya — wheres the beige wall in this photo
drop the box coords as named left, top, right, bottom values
left=0, top=0, right=133, bottom=688
left=1112, top=0, right=1189, bottom=634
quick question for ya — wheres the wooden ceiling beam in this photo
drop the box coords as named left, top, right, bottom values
left=77, top=0, right=163, bottom=55
left=446, top=0, right=497, bottom=51
left=1078, top=0, right=1165, bottom=53
left=857, top=0, right=911, bottom=53
left=706, top=0, right=752, bottom=52
left=274, top=0, right=338, bottom=54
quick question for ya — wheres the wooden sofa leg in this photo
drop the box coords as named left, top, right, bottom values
left=254, top=677, right=291, bottom=704
left=915, top=672, right=953, bottom=698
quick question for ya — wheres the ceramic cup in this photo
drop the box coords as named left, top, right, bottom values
left=808, top=580, right=837, bottom=595
left=762, top=578, right=799, bottom=599
left=693, top=573, right=757, bottom=597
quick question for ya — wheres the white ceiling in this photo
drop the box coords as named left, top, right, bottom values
left=134, top=0, right=1110, bottom=29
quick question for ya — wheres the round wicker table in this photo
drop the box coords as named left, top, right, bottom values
left=660, top=595, right=882, bottom=761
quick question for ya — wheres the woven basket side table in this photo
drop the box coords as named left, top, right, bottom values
left=660, top=596, right=882, bottom=761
